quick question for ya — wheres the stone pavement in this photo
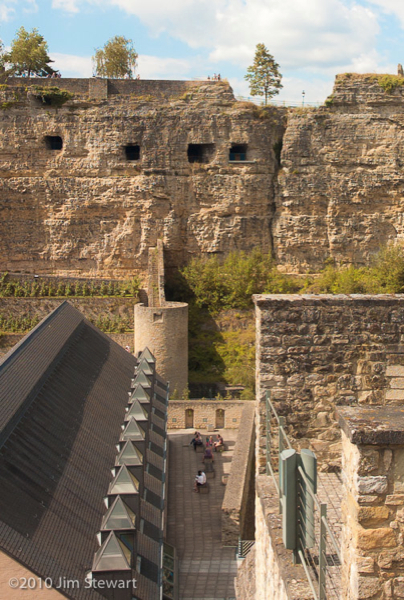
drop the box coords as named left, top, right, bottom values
left=166, top=429, right=239, bottom=600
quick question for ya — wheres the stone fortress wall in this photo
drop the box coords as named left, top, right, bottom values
left=2, top=74, right=404, bottom=278
left=254, top=294, right=404, bottom=471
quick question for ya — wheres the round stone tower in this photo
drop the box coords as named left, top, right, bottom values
left=134, top=241, right=188, bottom=395
left=134, top=301, right=188, bottom=394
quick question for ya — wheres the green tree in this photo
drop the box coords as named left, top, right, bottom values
left=245, top=43, right=283, bottom=105
left=5, top=27, right=55, bottom=77
left=92, top=36, right=138, bottom=79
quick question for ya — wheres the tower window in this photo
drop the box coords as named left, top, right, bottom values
left=229, top=144, right=248, bottom=161
left=125, top=145, right=140, bottom=161
left=45, top=136, right=63, bottom=150
left=187, top=143, right=215, bottom=164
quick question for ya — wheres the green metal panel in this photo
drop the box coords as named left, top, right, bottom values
left=280, top=448, right=297, bottom=550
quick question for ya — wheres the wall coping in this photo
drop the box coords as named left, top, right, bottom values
left=168, top=400, right=250, bottom=406
left=222, top=403, right=255, bottom=513
left=339, top=406, right=404, bottom=445
left=256, top=476, right=313, bottom=599
left=254, top=293, right=404, bottom=307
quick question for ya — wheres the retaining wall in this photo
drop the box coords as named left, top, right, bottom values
left=167, top=400, right=248, bottom=429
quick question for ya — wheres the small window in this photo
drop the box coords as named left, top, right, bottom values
left=172, top=418, right=177, bottom=422
left=203, top=418, right=208, bottom=422
left=187, top=143, right=215, bottom=164
left=125, top=145, right=140, bottom=161
left=233, top=418, right=238, bottom=422
left=45, top=136, right=63, bottom=150
left=229, top=144, right=248, bottom=161
left=153, top=312, right=163, bottom=323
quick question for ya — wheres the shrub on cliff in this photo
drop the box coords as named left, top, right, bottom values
left=32, top=86, right=73, bottom=107
left=181, top=249, right=299, bottom=312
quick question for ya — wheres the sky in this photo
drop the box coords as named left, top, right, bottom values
left=0, top=0, right=404, bottom=104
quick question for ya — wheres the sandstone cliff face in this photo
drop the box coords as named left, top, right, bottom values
left=0, top=80, right=283, bottom=277
left=273, top=74, right=404, bottom=272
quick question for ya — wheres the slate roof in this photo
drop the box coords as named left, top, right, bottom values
left=0, top=302, right=137, bottom=600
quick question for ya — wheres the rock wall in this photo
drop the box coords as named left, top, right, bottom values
left=274, top=74, right=404, bottom=272
left=0, top=80, right=283, bottom=278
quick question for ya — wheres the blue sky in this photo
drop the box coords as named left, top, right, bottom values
left=0, top=0, right=404, bottom=103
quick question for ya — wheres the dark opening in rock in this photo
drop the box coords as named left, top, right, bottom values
left=229, top=144, right=248, bottom=161
left=187, top=143, right=215, bottom=164
left=125, top=145, right=140, bottom=161
left=45, top=136, right=63, bottom=150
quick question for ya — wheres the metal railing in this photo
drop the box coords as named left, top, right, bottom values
left=265, top=392, right=341, bottom=600
left=236, top=538, right=255, bottom=560
left=236, top=95, right=323, bottom=108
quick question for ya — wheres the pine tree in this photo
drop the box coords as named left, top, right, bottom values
left=245, top=43, right=283, bottom=105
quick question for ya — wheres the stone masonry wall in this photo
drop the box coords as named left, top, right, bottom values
left=254, top=294, right=404, bottom=473
left=167, top=400, right=247, bottom=429
left=339, top=407, right=404, bottom=600
left=222, top=403, right=255, bottom=545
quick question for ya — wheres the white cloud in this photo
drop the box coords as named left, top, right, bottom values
left=137, top=55, right=191, bottom=79
left=52, top=0, right=381, bottom=73
left=365, top=0, right=404, bottom=26
left=50, top=52, right=93, bottom=76
left=52, top=0, right=79, bottom=12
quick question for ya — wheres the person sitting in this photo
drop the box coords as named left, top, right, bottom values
left=190, top=431, right=203, bottom=451
left=213, top=434, right=224, bottom=451
left=203, top=446, right=214, bottom=462
left=194, top=470, right=207, bottom=492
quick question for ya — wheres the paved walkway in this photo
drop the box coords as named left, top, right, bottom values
left=166, top=429, right=238, bottom=600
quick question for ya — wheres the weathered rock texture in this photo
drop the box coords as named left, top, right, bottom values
left=274, top=74, right=404, bottom=272
left=254, top=294, right=404, bottom=472
left=339, top=407, right=404, bottom=600
left=0, top=79, right=283, bottom=278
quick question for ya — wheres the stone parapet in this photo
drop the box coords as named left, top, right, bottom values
left=339, top=406, right=404, bottom=600
left=222, top=403, right=255, bottom=545
left=252, top=476, right=313, bottom=600
left=254, top=294, right=404, bottom=473
left=167, top=400, right=248, bottom=429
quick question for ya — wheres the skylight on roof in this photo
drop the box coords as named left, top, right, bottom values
left=101, top=496, right=136, bottom=531
left=120, top=419, right=146, bottom=441
left=108, top=465, right=139, bottom=495
left=115, top=441, right=143, bottom=466
left=92, top=532, right=131, bottom=572
left=125, top=400, right=148, bottom=422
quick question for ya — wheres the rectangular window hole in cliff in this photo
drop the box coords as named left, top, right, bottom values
left=153, top=312, right=163, bottom=323
left=187, top=143, right=215, bottom=164
left=45, top=136, right=63, bottom=150
left=125, top=145, right=140, bottom=161
left=229, top=144, right=248, bottom=161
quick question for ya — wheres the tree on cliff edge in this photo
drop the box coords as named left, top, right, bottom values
left=92, top=36, right=138, bottom=79
left=6, top=27, right=55, bottom=77
left=245, top=43, right=283, bottom=105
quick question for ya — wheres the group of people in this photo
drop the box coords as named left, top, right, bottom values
left=16, top=71, right=62, bottom=78
left=191, top=432, right=224, bottom=492
left=207, top=74, right=221, bottom=81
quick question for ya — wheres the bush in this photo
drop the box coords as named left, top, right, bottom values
left=32, top=86, right=74, bottom=107
left=180, top=249, right=300, bottom=313
left=378, top=75, right=404, bottom=94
